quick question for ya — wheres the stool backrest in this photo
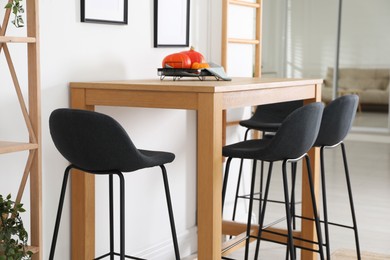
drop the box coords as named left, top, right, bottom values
left=49, top=108, right=144, bottom=172
left=264, top=102, right=324, bottom=161
left=252, top=100, right=304, bottom=123
left=314, top=95, right=359, bottom=147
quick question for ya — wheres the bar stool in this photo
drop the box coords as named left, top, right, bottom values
left=313, top=94, right=361, bottom=260
left=222, top=102, right=325, bottom=260
left=48, top=109, right=180, bottom=260
left=226, top=101, right=303, bottom=224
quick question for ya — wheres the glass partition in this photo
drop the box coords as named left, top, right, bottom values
left=262, top=0, right=390, bottom=132
left=339, top=0, right=389, bottom=131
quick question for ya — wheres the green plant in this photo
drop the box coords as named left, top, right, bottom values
left=4, top=0, right=24, bottom=28
left=0, top=194, right=32, bottom=260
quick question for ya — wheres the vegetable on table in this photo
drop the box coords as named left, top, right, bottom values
left=162, top=47, right=209, bottom=70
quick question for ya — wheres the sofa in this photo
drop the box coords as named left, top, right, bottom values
left=322, top=68, right=390, bottom=111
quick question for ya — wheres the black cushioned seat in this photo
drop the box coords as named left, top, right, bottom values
left=222, top=102, right=325, bottom=260
left=313, top=94, right=361, bottom=260
left=48, top=108, right=180, bottom=260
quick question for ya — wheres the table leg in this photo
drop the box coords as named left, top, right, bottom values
left=301, top=146, right=320, bottom=260
left=197, top=93, right=223, bottom=260
left=301, top=85, right=322, bottom=260
left=70, top=88, right=95, bottom=260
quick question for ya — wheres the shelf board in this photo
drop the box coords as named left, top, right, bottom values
left=0, top=141, right=38, bottom=154
left=228, top=38, right=260, bottom=45
left=0, top=36, right=36, bottom=43
left=230, top=0, right=261, bottom=8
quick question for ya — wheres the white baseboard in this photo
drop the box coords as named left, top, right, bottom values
left=135, top=226, right=198, bottom=260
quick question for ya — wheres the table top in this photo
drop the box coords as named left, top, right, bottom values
left=70, top=77, right=323, bottom=93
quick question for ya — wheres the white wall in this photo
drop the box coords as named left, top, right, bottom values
left=5, top=1, right=389, bottom=259
left=262, top=0, right=287, bottom=77
left=1, top=0, right=214, bottom=259
left=340, top=0, right=390, bottom=68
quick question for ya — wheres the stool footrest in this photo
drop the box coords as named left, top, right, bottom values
left=296, top=215, right=356, bottom=230
left=237, top=193, right=302, bottom=206
left=257, top=229, right=322, bottom=254
left=94, top=252, right=146, bottom=260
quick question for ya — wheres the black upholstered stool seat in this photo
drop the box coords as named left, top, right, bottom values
left=49, top=108, right=180, bottom=260
left=223, top=139, right=272, bottom=160
left=137, top=149, right=175, bottom=168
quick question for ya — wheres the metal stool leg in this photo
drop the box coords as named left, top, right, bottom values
left=49, top=165, right=72, bottom=260
left=115, top=171, right=126, bottom=260
left=244, top=160, right=257, bottom=260
left=254, top=162, right=273, bottom=260
left=286, top=162, right=298, bottom=260
left=222, top=157, right=233, bottom=212
left=257, top=159, right=265, bottom=220
left=305, top=155, right=325, bottom=260
left=341, top=143, right=361, bottom=260
left=320, top=147, right=331, bottom=260
left=231, top=129, right=251, bottom=221
left=282, top=160, right=296, bottom=260
left=109, top=174, right=115, bottom=259
left=290, top=162, right=297, bottom=230
left=160, top=165, right=181, bottom=260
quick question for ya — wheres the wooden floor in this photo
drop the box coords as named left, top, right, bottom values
left=221, top=137, right=390, bottom=259
left=332, top=249, right=390, bottom=260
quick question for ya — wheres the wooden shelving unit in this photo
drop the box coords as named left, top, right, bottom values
left=221, top=0, right=263, bottom=141
left=0, top=36, right=36, bottom=43
left=0, top=0, right=41, bottom=259
left=220, top=1, right=263, bottom=255
left=0, top=141, right=39, bottom=154
left=221, top=0, right=262, bottom=77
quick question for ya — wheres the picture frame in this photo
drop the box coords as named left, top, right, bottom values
left=154, top=0, right=190, bottom=47
left=81, top=0, right=128, bottom=25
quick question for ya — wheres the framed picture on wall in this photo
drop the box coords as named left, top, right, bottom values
left=154, top=0, right=190, bottom=47
left=81, top=0, right=128, bottom=25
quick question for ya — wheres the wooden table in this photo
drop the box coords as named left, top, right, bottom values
left=70, top=77, right=322, bottom=260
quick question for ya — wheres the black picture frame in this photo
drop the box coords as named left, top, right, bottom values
left=81, top=0, right=128, bottom=25
left=154, top=0, right=190, bottom=47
